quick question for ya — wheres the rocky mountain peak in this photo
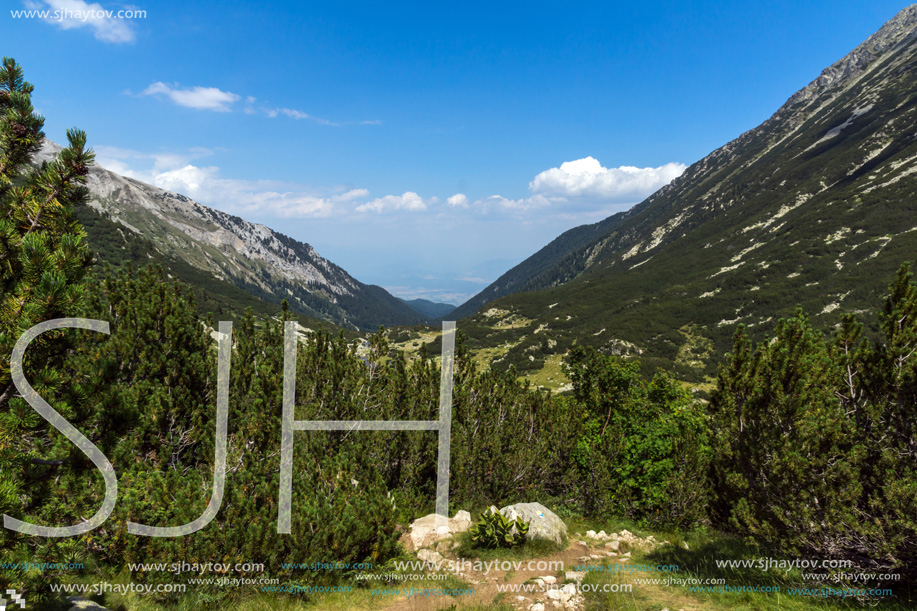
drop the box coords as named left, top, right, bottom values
left=34, top=139, right=426, bottom=329
left=778, top=4, right=917, bottom=111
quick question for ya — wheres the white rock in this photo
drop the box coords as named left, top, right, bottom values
left=416, top=549, right=443, bottom=565
left=407, top=510, right=475, bottom=550
left=67, top=598, right=108, bottom=610
left=542, top=575, right=557, bottom=584
left=451, top=511, right=472, bottom=534
left=529, top=604, right=545, bottom=611
left=586, top=530, right=597, bottom=538
left=565, top=571, right=585, bottom=583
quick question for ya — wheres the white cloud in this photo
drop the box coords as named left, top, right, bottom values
left=334, top=188, right=370, bottom=202
left=26, top=0, right=139, bottom=43
left=135, top=85, right=369, bottom=126
left=242, top=191, right=337, bottom=218
left=530, top=157, right=686, bottom=201
left=471, top=194, right=552, bottom=212
left=279, top=108, right=309, bottom=120
left=94, top=145, right=213, bottom=176
left=151, top=167, right=342, bottom=218
left=356, top=192, right=429, bottom=213
left=142, top=82, right=241, bottom=112
left=447, top=157, right=684, bottom=218
left=95, top=145, right=685, bottom=231
left=94, top=146, right=355, bottom=218
left=152, top=164, right=220, bottom=196
left=264, top=107, right=339, bottom=126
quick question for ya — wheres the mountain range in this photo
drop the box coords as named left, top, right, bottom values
left=448, top=4, right=917, bottom=381
left=38, top=5, right=917, bottom=385
left=35, top=140, right=429, bottom=330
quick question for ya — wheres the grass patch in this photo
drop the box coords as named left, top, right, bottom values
left=581, top=527, right=914, bottom=611
left=452, top=530, right=567, bottom=563
left=520, top=353, right=570, bottom=392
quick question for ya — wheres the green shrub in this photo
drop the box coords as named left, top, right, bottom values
left=469, top=507, right=529, bottom=549
left=710, top=264, right=917, bottom=579
left=563, top=347, right=711, bottom=527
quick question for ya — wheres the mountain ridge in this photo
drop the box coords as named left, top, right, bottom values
left=36, top=140, right=427, bottom=330
left=453, top=4, right=917, bottom=382
left=454, top=4, right=917, bottom=322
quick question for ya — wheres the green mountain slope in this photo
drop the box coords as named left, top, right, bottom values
left=398, top=298, right=457, bottom=319
left=36, top=141, right=427, bottom=331
left=457, top=4, right=917, bottom=380
left=75, top=204, right=346, bottom=332
left=448, top=213, right=628, bottom=320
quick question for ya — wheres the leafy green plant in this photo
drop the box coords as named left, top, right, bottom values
left=469, top=507, right=530, bottom=549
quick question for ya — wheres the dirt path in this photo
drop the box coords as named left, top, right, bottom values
left=378, top=524, right=733, bottom=611
left=382, top=537, right=615, bottom=611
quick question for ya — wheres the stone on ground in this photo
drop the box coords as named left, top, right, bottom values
left=498, top=502, right=567, bottom=545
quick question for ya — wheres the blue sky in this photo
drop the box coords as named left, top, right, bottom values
left=5, top=0, right=910, bottom=303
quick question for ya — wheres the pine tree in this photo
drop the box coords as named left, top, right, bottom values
left=711, top=270, right=917, bottom=578
left=0, top=57, right=94, bottom=532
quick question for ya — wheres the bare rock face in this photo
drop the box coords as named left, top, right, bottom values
left=498, top=502, right=567, bottom=545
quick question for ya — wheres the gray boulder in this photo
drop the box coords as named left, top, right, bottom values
left=499, top=502, right=567, bottom=545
